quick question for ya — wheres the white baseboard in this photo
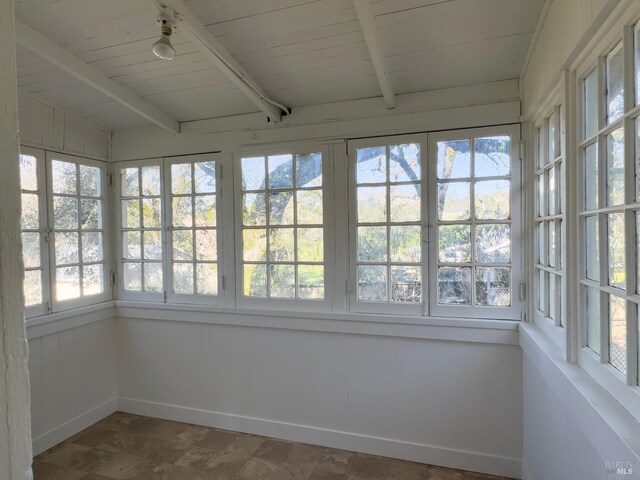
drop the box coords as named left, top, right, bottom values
left=32, top=398, right=118, bottom=456
left=118, top=397, right=521, bottom=479
left=521, top=459, right=534, bottom=480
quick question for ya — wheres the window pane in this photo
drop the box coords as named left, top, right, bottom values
left=357, top=186, right=386, bottom=223
left=548, top=167, right=556, bottom=215
left=143, top=231, right=162, bottom=260
left=172, top=197, right=193, bottom=227
left=609, top=295, right=627, bottom=374
left=243, top=193, right=266, bottom=226
left=389, top=225, right=421, bottom=263
left=121, top=168, right=139, bottom=196
left=24, top=270, right=42, bottom=306
left=547, top=114, right=557, bottom=162
left=54, top=196, right=78, bottom=229
left=195, top=230, right=217, bottom=262
left=194, top=161, right=216, bottom=193
left=52, top=160, right=77, bottom=194
left=475, top=267, right=510, bottom=307
left=244, top=264, right=267, bottom=297
left=586, top=287, right=600, bottom=354
left=549, top=274, right=556, bottom=320
left=637, top=211, right=640, bottom=294
left=80, top=199, right=102, bottom=229
left=584, top=70, right=598, bottom=138
left=438, top=182, right=470, bottom=221
left=584, top=143, right=598, bottom=210
left=243, top=229, right=267, bottom=261
left=124, top=262, right=142, bottom=291
left=298, top=265, right=324, bottom=299
left=585, top=216, right=600, bottom=281
left=268, top=228, right=294, bottom=262
left=476, top=224, right=510, bottom=263
left=242, top=157, right=266, bottom=191
left=389, top=144, right=420, bottom=182
left=142, top=198, right=161, bottom=228
left=607, top=212, right=625, bottom=289
left=390, top=185, right=420, bottom=222
left=537, top=175, right=545, bottom=217
left=439, top=225, right=470, bottom=263
left=438, top=267, right=471, bottom=305
left=83, top=265, right=103, bottom=296
left=56, top=266, right=80, bottom=300
left=636, top=24, right=640, bottom=105
left=269, top=192, right=294, bottom=225
left=122, top=200, right=140, bottom=229
left=606, top=44, right=624, bottom=123
left=474, top=136, right=510, bottom=177
left=437, top=140, right=470, bottom=179
left=296, top=153, right=322, bottom=187
left=391, top=266, right=421, bottom=303
left=171, top=163, right=192, bottom=194
left=80, top=165, right=101, bottom=196
left=538, top=270, right=547, bottom=313
left=123, top=232, right=141, bottom=259
left=358, top=226, right=387, bottom=262
left=356, top=146, right=386, bottom=184
left=82, top=232, right=103, bottom=263
left=268, top=154, right=293, bottom=189
left=269, top=264, right=295, bottom=298
left=21, top=193, right=39, bottom=229
left=141, top=166, right=161, bottom=196
left=143, top=263, right=163, bottom=292
left=548, top=220, right=556, bottom=268
left=475, top=180, right=510, bottom=220
left=22, top=232, right=40, bottom=268
left=55, top=232, right=79, bottom=265
left=357, top=265, right=387, bottom=302
left=297, top=228, right=323, bottom=262
left=196, top=263, right=217, bottom=295
left=537, top=222, right=545, bottom=265
left=296, top=189, right=323, bottom=225
left=19, top=155, right=38, bottom=191
left=173, top=263, right=194, bottom=294
left=173, top=230, right=193, bottom=261
left=194, top=196, right=216, bottom=227
left=607, top=128, right=624, bottom=206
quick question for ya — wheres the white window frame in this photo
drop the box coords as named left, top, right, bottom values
left=45, top=151, right=112, bottom=311
left=20, top=146, right=50, bottom=318
left=233, top=144, right=334, bottom=312
left=164, top=153, right=225, bottom=306
left=115, top=158, right=165, bottom=303
left=347, top=134, right=426, bottom=316
left=428, top=125, right=523, bottom=320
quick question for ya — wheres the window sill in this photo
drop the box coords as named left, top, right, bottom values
left=25, top=301, right=115, bottom=340
left=115, top=300, right=520, bottom=345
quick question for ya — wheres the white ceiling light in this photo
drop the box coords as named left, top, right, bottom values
left=152, top=7, right=178, bottom=60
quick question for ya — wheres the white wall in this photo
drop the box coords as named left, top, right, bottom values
left=18, top=91, right=110, bottom=160
left=115, top=310, right=522, bottom=478
left=27, top=308, right=118, bottom=456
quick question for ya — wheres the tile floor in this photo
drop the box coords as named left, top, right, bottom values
left=33, top=412, right=514, bottom=480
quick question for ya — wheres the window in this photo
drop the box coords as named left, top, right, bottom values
left=349, top=127, right=521, bottom=319
left=534, top=106, right=565, bottom=327
left=167, top=155, right=221, bottom=303
left=119, top=161, right=164, bottom=298
left=579, top=35, right=640, bottom=385
left=236, top=148, right=330, bottom=308
left=429, top=127, right=521, bottom=320
left=349, top=138, right=423, bottom=315
left=18, top=149, right=109, bottom=316
left=19, top=148, right=48, bottom=316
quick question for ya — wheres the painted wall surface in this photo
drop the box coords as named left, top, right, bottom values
left=521, top=0, right=612, bottom=116
left=18, top=91, right=110, bottom=160
left=116, top=316, right=523, bottom=478
left=28, top=316, right=118, bottom=455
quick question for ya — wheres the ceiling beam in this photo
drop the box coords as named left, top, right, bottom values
left=150, top=0, right=284, bottom=122
left=353, top=0, right=395, bottom=109
left=14, top=20, right=180, bottom=133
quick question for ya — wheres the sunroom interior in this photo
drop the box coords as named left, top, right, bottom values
left=1, top=0, right=640, bottom=479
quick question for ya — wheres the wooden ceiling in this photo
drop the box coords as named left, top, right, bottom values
left=14, top=0, right=544, bottom=131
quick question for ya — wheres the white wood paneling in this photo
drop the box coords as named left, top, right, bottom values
left=28, top=316, right=118, bottom=455
left=116, top=315, right=523, bottom=478
left=18, top=91, right=110, bottom=159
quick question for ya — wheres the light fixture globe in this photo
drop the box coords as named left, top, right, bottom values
left=152, top=31, right=175, bottom=60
